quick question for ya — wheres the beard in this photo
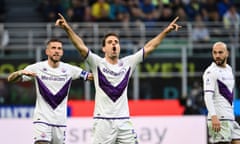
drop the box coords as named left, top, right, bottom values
left=109, top=54, right=118, bottom=60
left=50, top=55, right=61, bottom=63
left=214, top=57, right=226, bottom=66
left=109, top=51, right=119, bottom=59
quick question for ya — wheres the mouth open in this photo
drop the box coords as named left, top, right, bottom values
left=113, top=47, right=116, bottom=51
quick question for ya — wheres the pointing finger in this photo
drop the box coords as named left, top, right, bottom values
left=171, top=16, right=179, bottom=24
left=58, top=13, right=64, bottom=19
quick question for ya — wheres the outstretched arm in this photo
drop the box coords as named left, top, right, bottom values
left=55, top=13, right=89, bottom=58
left=7, top=70, right=36, bottom=83
left=144, top=17, right=181, bottom=58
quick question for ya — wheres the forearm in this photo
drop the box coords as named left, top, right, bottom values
left=143, top=16, right=180, bottom=57
left=64, top=26, right=88, bottom=58
left=7, top=70, right=23, bottom=83
left=144, top=28, right=169, bottom=57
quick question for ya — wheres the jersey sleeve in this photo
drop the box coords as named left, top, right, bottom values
left=203, top=69, right=216, bottom=92
left=122, top=48, right=144, bottom=70
left=21, top=64, right=36, bottom=82
left=68, top=64, right=89, bottom=80
left=203, top=69, right=217, bottom=116
left=85, top=51, right=101, bottom=71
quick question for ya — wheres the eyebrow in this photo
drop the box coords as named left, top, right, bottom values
left=213, top=50, right=223, bottom=53
left=107, top=39, right=119, bottom=42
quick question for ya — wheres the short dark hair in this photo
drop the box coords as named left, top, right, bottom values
left=102, top=33, right=119, bottom=47
left=46, top=38, right=63, bottom=45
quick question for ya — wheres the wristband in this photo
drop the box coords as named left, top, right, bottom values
left=80, top=70, right=89, bottom=81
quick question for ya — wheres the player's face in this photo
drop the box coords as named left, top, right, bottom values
left=102, top=35, right=120, bottom=59
left=46, top=41, right=63, bottom=63
left=212, top=45, right=228, bottom=67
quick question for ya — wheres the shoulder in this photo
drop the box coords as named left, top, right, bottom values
left=226, top=64, right=233, bottom=70
left=27, top=61, right=45, bottom=67
left=86, top=51, right=103, bottom=62
left=123, top=48, right=144, bottom=59
left=203, top=63, right=216, bottom=77
left=60, top=62, right=78, bottom=69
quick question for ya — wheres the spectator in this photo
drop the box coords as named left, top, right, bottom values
left=139, top=0, right=159, bottom=23
left=217, top=0, right=233, bottom=19
left=184, top=0, right=204, bottom=21
left=119, top=13, right=136, bottom=55
left=223, top=5, right=240, bottom=43
left=223, top=5, right=240, bottom=29
left=169, top=1, right=188, bottom=22
left=192, top=15, right=210, bottom=42
left=91, top=0, right=111, bottom=22
left=109, top=0, right=128, bottom=22
left=201, top=0, right=219, bottom=21
left=191, top=14, right=210, bottom=53
left=158, top=5, right=174, bottom=22
left=174, top=7, right=188, bottom=22
left=43, top=0, right=66, bottom=22
left=170, top=0, right=185, bottom=14
left=66, top=0, right=92, bottom=22
left=126, top=0, right=144, bottom=22
left=208, top=9, right=223, bottom=38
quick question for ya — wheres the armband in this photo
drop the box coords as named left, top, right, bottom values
left=80, top=70, right=89, bottom=81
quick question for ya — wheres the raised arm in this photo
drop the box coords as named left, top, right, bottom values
left=55, top=13, right=89, bottom=58
left=144, top=17, right=181, bottom=58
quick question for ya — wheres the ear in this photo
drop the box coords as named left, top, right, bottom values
left=102, top=47, right=105, bottom=53
left=45, top=48, right=49, bottom=55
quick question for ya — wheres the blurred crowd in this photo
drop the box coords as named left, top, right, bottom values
left=0, top=0, right=239, bottom=24
left=34, top=0, right=240, bottom=24
left=34, top=0, right=240, bottom=47
left=1, top=0, right=239, bottom=49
